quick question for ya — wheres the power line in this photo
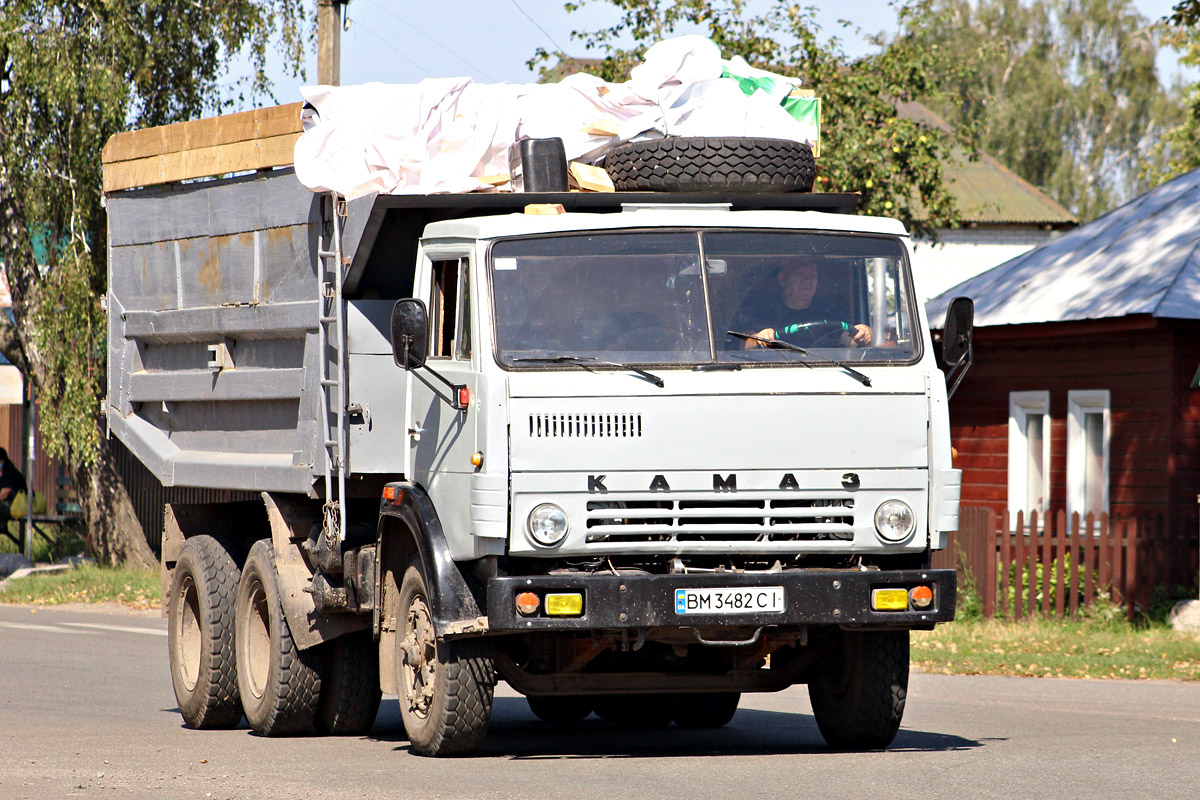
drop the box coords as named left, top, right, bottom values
left=361, top=0, right=499, bottom=81
left=508, top=0, right=567, bottom=53
left=351, top=22, right=437, bottom=79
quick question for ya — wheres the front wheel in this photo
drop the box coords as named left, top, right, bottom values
left=397, top=559, right=495, bottom=756
left=807, top=630, right=908, bottom=749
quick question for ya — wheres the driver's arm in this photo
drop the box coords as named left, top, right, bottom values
left=743, top=327, right=776, bottom=349
left=849, top=323, right=872, bottom=346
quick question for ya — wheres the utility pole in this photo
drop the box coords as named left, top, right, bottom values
left=318, top=0, right=349, bottom=86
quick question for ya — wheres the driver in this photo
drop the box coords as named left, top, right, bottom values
left=735, top=256, right=872, bottom=348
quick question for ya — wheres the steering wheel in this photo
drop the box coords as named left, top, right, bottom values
left=777, top=320, right=855, bottom=347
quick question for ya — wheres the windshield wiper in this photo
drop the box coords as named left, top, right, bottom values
left=512, top=355, right=665, bottom=388
left=725, top=331, right=872, bottom=387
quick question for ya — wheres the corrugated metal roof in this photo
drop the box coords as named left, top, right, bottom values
left=926, top=167, right=1200, bottom=326
left=898, top=102, right=1076, bottom=226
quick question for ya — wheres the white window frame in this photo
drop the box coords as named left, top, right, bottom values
left=1008, top=391, right=1051, bottom=518
left=1066, top=389, right=1110, bottom=521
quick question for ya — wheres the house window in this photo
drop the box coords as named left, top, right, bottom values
left=1008, top=391, right=1050, bottom=517
left=1067, top=390, right=1110, bottom=520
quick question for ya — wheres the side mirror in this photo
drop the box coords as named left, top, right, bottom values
left=391, top=298, right=429, bottom=370
left=941, top=296, right=974, bottom=398
left=942, top=297, right=973, bottom=366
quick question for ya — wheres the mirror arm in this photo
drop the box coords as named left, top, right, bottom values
left=411, top=363, right=468, bottom=413
left=944, top=335, right=973, bottom=399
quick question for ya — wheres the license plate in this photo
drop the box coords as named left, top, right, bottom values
left=674, top=587, right=785, bottom=615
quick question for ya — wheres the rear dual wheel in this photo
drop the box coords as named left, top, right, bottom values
left=316, top=630, right=381, bottom=735
left=167, top=535, right=242, bottom=729
left=673, top=692, right=741, bottom=728
left=592, top=692, right=740, bottom=728
left=235, top=540, right=323, bottom=736
left=526, top=695, right=592, bottom=724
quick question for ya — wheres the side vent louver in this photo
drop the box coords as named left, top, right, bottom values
left=529, top=413, right=643, bottom=438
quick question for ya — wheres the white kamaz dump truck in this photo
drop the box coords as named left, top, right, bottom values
left=104, top=104, right=972, bottom=756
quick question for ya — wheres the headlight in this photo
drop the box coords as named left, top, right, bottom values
left=527, top=503, right=569, bottom=546
left=874, top=500, right=915, bottom=542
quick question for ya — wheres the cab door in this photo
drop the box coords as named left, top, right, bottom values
left=408, top=251, right=478, bottom=547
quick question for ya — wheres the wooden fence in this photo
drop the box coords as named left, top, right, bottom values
left=933, top=507, right=1184, bottom=620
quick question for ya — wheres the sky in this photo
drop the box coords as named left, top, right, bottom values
left=232, top=0, right=1195, bottom=107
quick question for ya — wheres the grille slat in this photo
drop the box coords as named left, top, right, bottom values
left=584, top=495, right=856, bottom=542
left=530, top=413, right=642, bottom=438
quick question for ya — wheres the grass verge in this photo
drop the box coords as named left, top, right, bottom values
left=913, top=615, right=1200, bottom=681
left=0, top=564, right=160, bottom=610
left=2, top=564, right=1197, bottom=681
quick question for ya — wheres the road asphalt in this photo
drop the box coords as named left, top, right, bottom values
left=1, top=602, right=1198, bottom=799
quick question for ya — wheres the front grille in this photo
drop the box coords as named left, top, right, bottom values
left=529, top=413, right=642, bottom=438
left=585, top=496, right=854, bottom=543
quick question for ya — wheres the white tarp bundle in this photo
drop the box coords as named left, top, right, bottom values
left=293, top=36, right=817, bottom=198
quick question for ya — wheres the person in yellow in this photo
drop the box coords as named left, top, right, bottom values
left=0, top=447, right=27, bottom=519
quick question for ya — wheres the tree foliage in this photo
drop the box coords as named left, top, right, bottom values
left=532, top=0, right=974, bottom=238
left=907, top=0, right=1180, bottom=220
left=1157, top=1, right=1200, bottom=179
left=0, top=1, right=310, bottom=564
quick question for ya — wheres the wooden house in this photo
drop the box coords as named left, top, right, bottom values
left=927, top=168, right=1200, bottom=593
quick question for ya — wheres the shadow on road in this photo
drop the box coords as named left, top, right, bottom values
left=368, top=697, right=984, bottom=759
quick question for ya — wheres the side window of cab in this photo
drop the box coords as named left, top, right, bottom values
left=428, top=258, right=471, bottom=360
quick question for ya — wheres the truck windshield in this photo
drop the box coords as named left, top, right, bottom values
left=490, top=229, right=919, bottom=367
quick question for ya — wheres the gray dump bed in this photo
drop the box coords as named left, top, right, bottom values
left=106, top=169, right=372, bottom=494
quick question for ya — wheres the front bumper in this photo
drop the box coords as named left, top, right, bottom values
left=486, top=568, right=955, bottom=632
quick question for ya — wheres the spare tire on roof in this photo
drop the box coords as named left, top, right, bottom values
left=604, top=136, right=815, bottom=193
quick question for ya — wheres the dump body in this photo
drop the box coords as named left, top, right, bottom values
left=107, top=170, right=359, bottom=493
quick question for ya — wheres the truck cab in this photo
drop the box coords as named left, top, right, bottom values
left=357, top=197, right=963, bottom=751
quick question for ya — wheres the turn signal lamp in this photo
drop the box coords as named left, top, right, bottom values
left=515, top=591, right=540, bottom=616
left=872, top=588, right=909, bottom=612
left=382, top=485, right=404, bottom=504
left=910, top=585, right=935, bottom=609
left=544, top=593, right=584, bottom=616
left=458, top=387, right=471, bottom=408
left=470, top=451, right=484, bottom=468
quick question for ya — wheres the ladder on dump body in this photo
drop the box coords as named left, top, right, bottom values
left=317, top=194, right=348, bottom=540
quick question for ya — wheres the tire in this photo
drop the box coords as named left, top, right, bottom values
left=526, top=695, right=592, bottom=724
left=808, top=630, right=909, bottom=749
left=234, top=539, right=323, bottom=736
left=604, top=137, right=815, bottom=193
left=167, top=535, right=242, bottom=729
left=673, top=692, right=741, bottom=728
left=397, top=558, right=494, bottom=756
left=316, top=630, right=382, bottom=735
left=593, top=693, right=678, bottom=728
